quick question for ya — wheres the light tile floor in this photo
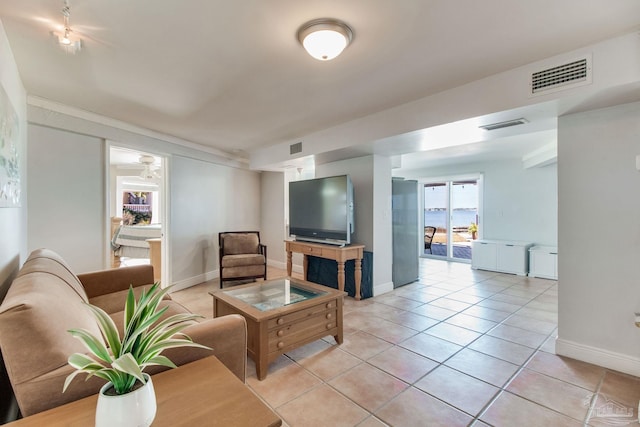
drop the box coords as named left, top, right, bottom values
left=171, top=258, right=640, bottom=427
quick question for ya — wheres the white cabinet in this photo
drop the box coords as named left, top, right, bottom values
left=472, top=240, right=533, bottom=276
left=471, top=241, right=497, bottom=271
left=528, top=246, right=558, bottom=280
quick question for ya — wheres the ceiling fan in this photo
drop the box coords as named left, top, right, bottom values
left=139, top=156, right=160, bottom=180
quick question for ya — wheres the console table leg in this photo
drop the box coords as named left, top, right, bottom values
left=337, top=261, right=345, bottom=292
left=286, top=250, right=292, bottom=276
left=355, top=258, right=362, bottom=301
left=303, top=255, right=308, bottom=280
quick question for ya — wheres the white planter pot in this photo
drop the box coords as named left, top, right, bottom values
left=95, top=373, right=157, bottom=427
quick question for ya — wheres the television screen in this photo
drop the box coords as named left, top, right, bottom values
left=289, top=175, right=354, bottom=245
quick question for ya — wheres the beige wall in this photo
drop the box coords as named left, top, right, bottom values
left=260, top=171, right=286, bottom=267
left=27, top=124, right=105, bottom=273
left=170, top=155, right=261, bottom=284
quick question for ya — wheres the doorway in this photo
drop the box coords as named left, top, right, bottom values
left=422, top=176, right=481, bottom=261
left=108, top=145, right=168, bottom=284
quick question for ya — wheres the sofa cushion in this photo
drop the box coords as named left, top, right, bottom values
left=221, top=265, right=266, bottom=279
left=0, top=273, right=102, bottom=386
left=89, top=285, right=172, bottom=315
left=222, top=233, right=259, bottom=255
left=221, top=254, right=265, bottom=268
left=18, top=248, right=89, bottom=303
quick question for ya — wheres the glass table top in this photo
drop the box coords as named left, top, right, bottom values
left=222, top=278, right=327, bottom=311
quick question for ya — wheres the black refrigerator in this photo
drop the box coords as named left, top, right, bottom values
left=392, top=178, right=419, bottom=287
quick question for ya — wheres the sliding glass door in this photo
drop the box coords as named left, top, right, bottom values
left=423, top=178, right=480, bottom=261
left=424, top=183, right=448, bottom=256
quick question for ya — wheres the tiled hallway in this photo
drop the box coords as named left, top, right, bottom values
left=172, top=258, right=640, bottom=427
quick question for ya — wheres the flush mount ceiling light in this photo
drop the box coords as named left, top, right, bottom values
left=52, top=0, right=82, bottom=54
left=297, top=18, right=353, bottom=61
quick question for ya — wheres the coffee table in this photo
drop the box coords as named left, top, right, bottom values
left=211, top=278, right=346, bottom=380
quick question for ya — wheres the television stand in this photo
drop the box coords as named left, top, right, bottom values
left=292, top=237, right=347, bottom=247
left=285, top=240, right=365, bottom=300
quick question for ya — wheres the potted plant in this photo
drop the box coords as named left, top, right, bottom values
left=468, top=222, right=478, bottom=240
left=63, top=283, right=210, bottom=427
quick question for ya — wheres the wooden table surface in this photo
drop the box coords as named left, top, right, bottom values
left=285, top=240, right=365, bottom=299
left=7, top=356, right=281, bottom=427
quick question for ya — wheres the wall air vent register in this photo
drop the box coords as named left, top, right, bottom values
left=530, top=55, right=591, bottom=96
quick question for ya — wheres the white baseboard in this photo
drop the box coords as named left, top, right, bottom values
left=373, top=281, right=394, bottom=297
left=268, top=259, right=287, bottom=270
left=285, top=263, right=303, bottom=274
left=266, top=259, right=303, bottom=274
left=170, top=269, right=219, bottom=292
left=556, top=337, right=640, bottom=377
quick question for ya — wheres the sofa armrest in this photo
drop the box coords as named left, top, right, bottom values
left=17, top=314, right=247, bottom=416
left=77, top=265, right=155, bottom=299
left=160, top=314, right=247, bottom=382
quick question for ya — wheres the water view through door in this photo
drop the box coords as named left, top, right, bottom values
left=424, top=180, right=479, bottom=260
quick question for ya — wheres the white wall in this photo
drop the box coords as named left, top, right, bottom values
left=0, top=21, right=27, bottom=295
left=397, top=158, right=558, bottom=246
left=170, top=156, right=261, bottom=286
left=27, top=125, right=105, bottom=272
left=0, top=20, right=26, bottom=423
left=25, top=109, right=263, bottom=288
left=372, top=155, right=393, bottom=294
left=260, top=171, right=286, bottom=267
left=557, top=101, right=640, bottom=375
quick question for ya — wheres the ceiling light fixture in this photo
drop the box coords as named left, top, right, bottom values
left=297, top=18, right=353, bottom=61
left=52, top=0, right=82, bottom=54
left=139, top=156, right=160, bottom=180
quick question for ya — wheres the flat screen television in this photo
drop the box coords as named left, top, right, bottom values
left=289, top=175, right=354, bottom=246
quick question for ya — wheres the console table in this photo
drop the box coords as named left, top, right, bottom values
left=6, top=357, right=281, bottom=427
left=285, top=240, right=365, bottom=300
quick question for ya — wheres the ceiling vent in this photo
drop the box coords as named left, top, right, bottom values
left=479, top=118, right=528, bottom=131
left=530, top=55, right=591, bottom=95
left=290, top=142, right=302, bottom=155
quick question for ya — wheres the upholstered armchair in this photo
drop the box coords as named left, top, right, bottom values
left=218, top=231, right=267, bottom=287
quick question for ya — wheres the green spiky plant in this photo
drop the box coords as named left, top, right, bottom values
left=63, top=283, right=210, bottom=395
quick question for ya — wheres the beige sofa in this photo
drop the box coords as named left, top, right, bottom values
left=0, top=248, right=247, bottom=417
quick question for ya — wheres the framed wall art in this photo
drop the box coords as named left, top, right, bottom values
left=0, top=84, right=20, bottom=208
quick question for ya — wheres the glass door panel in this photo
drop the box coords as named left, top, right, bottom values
left=424, top=183, right=448, bottom=257
left=451, top=181, right=478, bottom=261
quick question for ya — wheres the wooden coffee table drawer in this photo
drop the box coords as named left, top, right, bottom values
left=297, top=243, right=324, bottom=256
left=267, top=299, right=338, bottom=329
left=268, top=309, right=338, bottom=353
